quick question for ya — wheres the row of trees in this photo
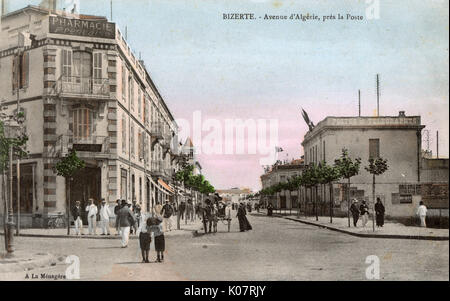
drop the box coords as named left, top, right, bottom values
left=175, top=164, right=215, bottom=195
left=259, top=149, right=389, bottom=230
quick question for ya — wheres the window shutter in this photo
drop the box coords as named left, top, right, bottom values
left=21, top=52, right=29, bottom=88
left=12, top=56, right=18, bottom=91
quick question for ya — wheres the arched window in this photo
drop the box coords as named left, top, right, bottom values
left=73, top=107, right=93, bottom=140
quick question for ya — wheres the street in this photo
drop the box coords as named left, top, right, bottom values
left=1, top=213, right=448, bottom=281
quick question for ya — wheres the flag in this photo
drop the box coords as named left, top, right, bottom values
left=275, top=147, right=284, bottom=152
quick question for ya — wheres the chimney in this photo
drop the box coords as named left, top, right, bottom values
left=398, top=111, right=406, bottom=117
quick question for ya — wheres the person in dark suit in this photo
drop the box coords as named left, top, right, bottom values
left=117, top=200, right=135, bottom=248
left=375, top=197, right=385, bottom=227
left=350, top=199, right=360, bottom=227
left=237, top=203, right=253, bottom=232
left=72, top=201, right=83, bottom=235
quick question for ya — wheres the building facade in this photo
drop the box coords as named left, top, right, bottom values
left=260, top=159, right=305, bottom=209
left=0, top=6, right=184, bottom=227
left=301, top=111, right=448, bottom=217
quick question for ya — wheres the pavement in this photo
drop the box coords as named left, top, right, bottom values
left=0, top=212, right=448, bottom=280
left=0, top=216, right=204, bottom=239
left=255, top=210, right=449, bottom=240
left=0, top=250, right=60, bottom=274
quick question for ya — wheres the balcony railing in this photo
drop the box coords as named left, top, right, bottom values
left=150, top=122, right=163, bottom=139
left=56, top=76, right=110, bottom=98
left=57, top=135, right=109, bottom=156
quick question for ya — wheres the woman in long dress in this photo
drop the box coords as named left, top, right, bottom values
left=375, top=198, right=385, bottom=227
left=237, top=203, right=252, bottom=232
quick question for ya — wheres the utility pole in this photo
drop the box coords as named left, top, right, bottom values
left=16, top=49, right=22, bottom=236
left=110, top=0, right=113, bottom=21
left=358, top=89, right=361, bottom=117
left=376, top=74, right=380, bottom=117
left=436, top=131, right=439, bottom=159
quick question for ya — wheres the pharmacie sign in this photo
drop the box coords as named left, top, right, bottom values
left=49, top=16, right=116, bottom=39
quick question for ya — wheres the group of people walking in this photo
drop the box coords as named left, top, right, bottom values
left=350, top=198, right=385, bottom=228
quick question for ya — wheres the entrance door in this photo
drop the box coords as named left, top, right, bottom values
left=70, top=167, right=101, bottom=224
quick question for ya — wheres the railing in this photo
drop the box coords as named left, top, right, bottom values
left=57, top=135, right=109, bottom=156
left=150, top=122, right=163, bottom=138
left=57, top=76, right=110, bottom=97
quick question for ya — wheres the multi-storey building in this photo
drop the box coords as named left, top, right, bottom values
left=260, top=159, right=305, bottom=209
left=0, top=6, right=182, bottom=227
left=301, top=111, right=448, bottom=217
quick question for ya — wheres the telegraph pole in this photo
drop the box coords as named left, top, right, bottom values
left=376, top=74, right=380, bottom=117
left=358, top=89, right=361, bottom=117
left=436, top=131, right=439, bottom=159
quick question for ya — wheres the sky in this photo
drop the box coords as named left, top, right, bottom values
left=9, top=0, right=450, bottom=191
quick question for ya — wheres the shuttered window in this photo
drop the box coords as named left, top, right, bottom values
left=93, top=52, right=102, bottom=84
left=122, top=115, right=127, bottom=154
left=369, top=139, right=380, bottom=159
left=130, top=123, right=135, bottom=158
left=12, top=52, right=30, bottom=90
left=62, top=49, right=72, bottom=82
left=121, top=65, right=127, bottom=102
left=73, top=108, right=93, bottom=140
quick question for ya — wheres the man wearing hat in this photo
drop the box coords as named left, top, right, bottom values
left=349, top=199, right=360, bottom=227
left=72, top=200, right=83, bottom=235
left=99, top=199, right=111, bottom=235
left=85, top=198, right=98, bottom=235
left=117, top=199, right=135, bottom=247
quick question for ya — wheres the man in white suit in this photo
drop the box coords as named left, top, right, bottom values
left=100, top=199, right=111, bottom=235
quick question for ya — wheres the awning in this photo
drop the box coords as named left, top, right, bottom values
left=158, top=178, right=175, bottom=194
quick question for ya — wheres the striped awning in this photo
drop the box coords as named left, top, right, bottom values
left=158, top=178, right=175, bottom=194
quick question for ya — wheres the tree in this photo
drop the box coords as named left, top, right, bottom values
left=54, top=150, right=85, bottom=235
left=365, top=157, right=389, bottom=232
left=334, top=149, right=361, bottom=227
left=1, top=110, right=28, bottom=253
left=301, top=164, right=319, bottom=219
left=317, top=161, right=341, bottom=223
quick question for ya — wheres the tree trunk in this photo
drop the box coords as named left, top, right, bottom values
left=372, top=174, right=375, bottom=232
left=347, top=178, right=351, bottom=227
left=315, top=185, right=318, bottom=221
left=67, top=178, right=71, bottom=235
left=330, top=182, right=333, bottom=223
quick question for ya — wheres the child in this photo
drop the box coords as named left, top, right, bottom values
left=148, top=216, right=165, bottom=262
left=138, top=213, right=151, bottom=263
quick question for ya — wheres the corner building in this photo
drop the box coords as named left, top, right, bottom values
left=0, top=6, right=181, bottom=227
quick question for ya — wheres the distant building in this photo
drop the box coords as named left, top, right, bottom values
left=301, top=111, right=448, bottom=217
left=260, top=159, right=305, bottom=209
left=181, top=137, right=202, bottom=175
left=217, top=187, right=252, bottom=205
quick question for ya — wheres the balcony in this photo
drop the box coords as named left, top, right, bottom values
left=57, top=135, right=109, bottom=157
left=150, top=122, right=164, bottom=139
left=151, top=160, right=164, bottom=177
left=55, top=76, right=110, bottom=99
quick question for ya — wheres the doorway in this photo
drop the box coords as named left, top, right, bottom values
left=70, top=166, right=101, bottom=224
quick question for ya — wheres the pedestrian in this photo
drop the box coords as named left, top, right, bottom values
left=161, top=200, right=174, bottom=232
left=114, top=199, right=122, bottom=236
left=375, top=197, right=385, bottom=227
left=186, top=199, right=194, bottom=222
left=72, top=200, right=83, bottom=235
left=138, top=212, right=151, bottom=263
left=179, top=201, right=186, bottom=221
left=148, top=216, right=165, bottom=262
left=359, top=200, right=369, bottom=227
left=237, top=202, right=252, bottom=232
left=416, top=201, right=428, bottom=227
left=202, top=200, right=213, bottom=234
left=132, top=200, right=141, bottom=235
left=117, top=200, right=135, bottom=248
left=256, top=203, right=260, bottom=213
left=211, top=203, right=218, bottom=233
left=350, top=199, right=360, bottom=227
left=99, top=199, right=111, bottom=235
left=267, top=203, right=273, bottom=216
left=85, top=198, right=98, bottom=235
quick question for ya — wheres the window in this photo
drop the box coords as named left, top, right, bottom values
left=121, top=65, right=127, bottom=101
left=130, top=123, right=135, bottom=158
left=144, top=97, right=148, bottom=126
left=12, top=52, right=29, bottom=90
left=132, top=174, right=135, bottom=202
left=139, top=177, right=142, bottom=203
left=73, top=51, right=92, bottom=80
left=62, top=49, right=72, bottom=82
left=129, top=77, right=134, bottom=111
left=73, top=108, right=93, bottom=140
left=138, top=88, right=142, bottom=118
left=93, top=52, right=102, bottom=84
left=121, top=115, right=127, bottom=154
left=369, top=139, right=380, bottom=159
left=138, top=130, right=142, bottom=160
left=121, top=169, right=127, bottom=199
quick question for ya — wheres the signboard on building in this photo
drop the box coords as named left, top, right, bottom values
left=421, top=183, right=449, bottom=209
left=49, top=16, right=116, bottom=39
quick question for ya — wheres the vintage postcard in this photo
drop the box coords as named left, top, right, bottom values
left=0, top=0, right=448, bottom=287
